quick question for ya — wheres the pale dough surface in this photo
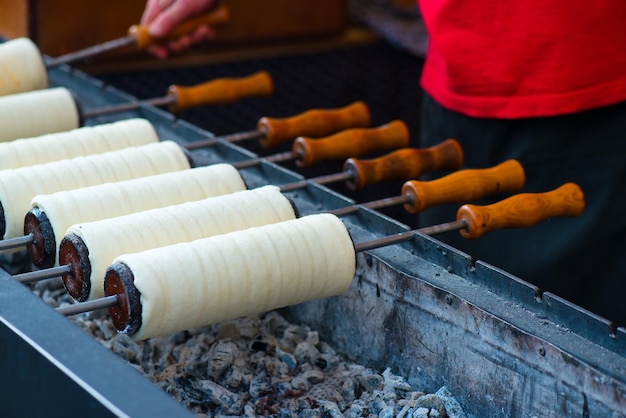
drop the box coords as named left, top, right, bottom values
left=0, top=87, right=79, bottom=142
left=113, top=213, right=356, bottom=340
left=0, top=38, right=47, bottom=96
left=0, top=118, right=159, bottom=170
left=67, top=185, right=295, bottom=300
left=32, top=164, right=245, bottom=266
left=0, top=141, right=189, bottom=239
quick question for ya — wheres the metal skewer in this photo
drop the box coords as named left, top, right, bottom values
left=82, top=71, right=273, bottom=118
left=232, top=120, right=410, bottom=169
left=278, top=139, right=463, bottom=192
left=185, top=101, right=371, bottom=150
left=329, top=160, right=524, bottom=216
left=14, top=265, right=71, bottom=284
left=55, top=182, right=585, bottom=317
left=45, top=37, right=136, bottom=68
left=45, top=5, right=230, bottom=68
left=57, top=295, right=119, bottom=317
left=54, top=220, right=468, bottom=317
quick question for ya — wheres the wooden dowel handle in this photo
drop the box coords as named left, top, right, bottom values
left=130, top=5, right=230, bottom=49
left=457, top=182, right=585, bottom=239
left=343, top=139, right=464, bottom=191
left=292, top=120, right=410, bottom=168
left=257, top=101, right=371, bottom=149
left=401, top=160, right=526, bottom=214
left=166, top=71, right=273, bottom=113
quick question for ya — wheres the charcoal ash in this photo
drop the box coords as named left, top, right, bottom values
left=34, top=282, right=467, bottom=417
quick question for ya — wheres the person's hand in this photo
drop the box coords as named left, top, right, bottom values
left=141, top=0, right=217, bottom=59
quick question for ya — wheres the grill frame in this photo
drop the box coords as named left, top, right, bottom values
left=0, top=62, right=623, bottom=417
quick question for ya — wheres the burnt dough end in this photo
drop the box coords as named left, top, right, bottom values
left=24, top=207, right=56, bottom=268
left=59, top=232, right=92, bottom=301
left=104, top=262, right=142, bottom=336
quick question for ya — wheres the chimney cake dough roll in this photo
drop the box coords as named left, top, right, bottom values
left=0, top=38, right=47, bottom=96
left=105, top=213, right=356, bottom=340
left=0, top=87, right=79, bottom=142
left=27, top=164, right=246, bottom=268
left=0, top=118, right=159, bottom=170
left=0, top=140, right=189, bottom=240
left=61, top=185, right=297, bottom=301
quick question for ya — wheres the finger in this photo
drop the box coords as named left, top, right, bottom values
left=140, top=0, right=165, bottom=26
left=190, top=25, right=215, bottom=43
left=146, top=44, right=170, bottom=59
left=148, top=0, right=213, bottom=38
left=167, top=36, right=193, bottom=53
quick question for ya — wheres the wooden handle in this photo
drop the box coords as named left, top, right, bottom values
left=257, top=101, right=371, bottom=149
left=401, top=160, right=526, bottom=214
left=343, top=139, right=464, bottom=191
left=166, top=71, right=273, bottom=113
left=292, top=120, right=410, bottom=168
left=130, top=5, right=230, bottom=49
left=457, top=182, right=585, bottom=239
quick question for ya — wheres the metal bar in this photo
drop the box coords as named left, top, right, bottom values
left=265, top=150, right=296, bottom=164
left=363, top=194, right=412, bottom=211
left=0, top=233, right=34, bottom=251
left=280, top=171, right=352, bottom=192
left=354, top=219, right=468, bottom=253
left=184, top=129, right=264, bottom=150
left=14, top=264, right=71, bottom=284
left=415, top=219, right=468, bottom=237
left=354, top=230, right=416, bottom=253
left=81, top=95, right=176, bottom=118
left=329, top=194, right=411, bottom=217
left=232, top=151, right=294, bottom=169
left=57, top=295, right=119, bottom=317
left=45, top=36, right=136, bottom=68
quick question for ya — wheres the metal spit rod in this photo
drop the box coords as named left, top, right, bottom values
left=184, top=101, right=371, bottom=150
left=45, top=5, right=230, bottom=68
left=82, top=71, right=273, bottom=118
left=55, top=182, right=585, bottom=316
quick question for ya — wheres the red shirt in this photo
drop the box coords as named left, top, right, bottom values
left=417, top=1, right=626, bottom=118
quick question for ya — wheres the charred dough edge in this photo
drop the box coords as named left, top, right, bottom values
left=59, top=233, right=92, bottom=302
left=104, top=262, right=142, bottom=336
left=24, top=208, right=56, bottom=269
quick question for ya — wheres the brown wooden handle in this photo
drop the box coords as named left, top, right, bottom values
left=401, top=160, right=526, bottom=214
left=343, top=139, right=464, bottom=191
left=166, top=71, right=273, bottom=113
left=291, top=120, right=410, bottom=168
left=457, top=182, right=585, bottom=239
left=257, top=101, right=371, bottom=149
left=130, top=5, right=230, bottom=49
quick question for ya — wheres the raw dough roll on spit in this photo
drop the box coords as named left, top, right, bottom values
left=0, top=140, right=190, bottom=241
left=0, top=38, right=47, bottom=96
left=104, top=213, right=356, bottom=340
left=0, top=87, right=80, bottom=142
left=60, top=185, right=297, bottom=301
left=0, top=118, right=159, bottom=170
left=26, top=164, right=246, bottom=269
